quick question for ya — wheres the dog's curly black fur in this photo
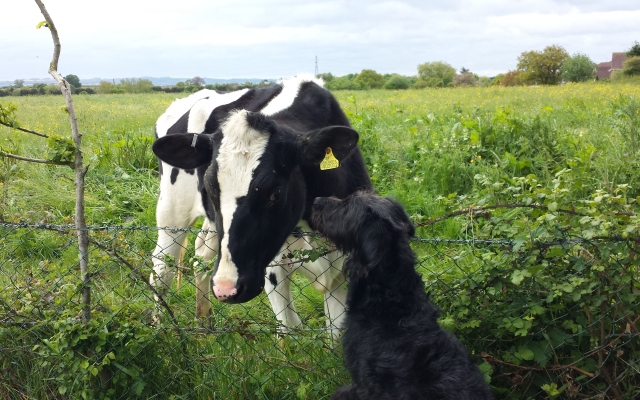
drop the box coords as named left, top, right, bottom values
left=312, top=191, right=494, bottom=400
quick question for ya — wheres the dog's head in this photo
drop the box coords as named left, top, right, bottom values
left=311, top=191, right=414, bottom=278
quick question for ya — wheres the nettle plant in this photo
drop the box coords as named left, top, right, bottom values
left=32, top=308, right=168, bottom=399
left=430, top=171, right=639, bottom=399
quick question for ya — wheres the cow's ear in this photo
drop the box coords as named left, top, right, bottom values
left=296, top=126, right=359, bottom=166
left=152, top=133, right=214, bottom=169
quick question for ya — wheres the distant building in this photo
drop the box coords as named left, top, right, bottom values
left=597, top=52, right=627, bottom=79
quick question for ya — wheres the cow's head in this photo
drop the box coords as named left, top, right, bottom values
left=152, top=110, right=359, bottom=303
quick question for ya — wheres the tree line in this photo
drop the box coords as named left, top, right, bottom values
left=322, top=41, right=640, bottom=90
left=0, top=75, right=273, bottom=97
left=2, top=42, right=639, bottom=97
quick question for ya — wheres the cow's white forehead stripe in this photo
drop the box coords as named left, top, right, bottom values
left=215, top=110, right=270, bottom=282
left=216, top=236, right=238, bottom=282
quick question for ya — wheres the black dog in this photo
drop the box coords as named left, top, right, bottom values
left=312, top=192, right=494, bottom=400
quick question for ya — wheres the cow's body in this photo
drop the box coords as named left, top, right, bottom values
left=151, top=76, right=372, bottom=335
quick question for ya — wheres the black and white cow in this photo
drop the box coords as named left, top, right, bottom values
left=151, top=75, right=372, bottom=335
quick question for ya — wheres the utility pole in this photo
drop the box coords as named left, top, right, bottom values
left=315, top=56, right=318, bottom=76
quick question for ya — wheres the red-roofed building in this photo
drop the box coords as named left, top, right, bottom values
left=597, top=52, right=627, bottom=79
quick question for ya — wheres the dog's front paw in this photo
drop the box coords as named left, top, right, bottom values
left=331, top=385, right=359, bottom=400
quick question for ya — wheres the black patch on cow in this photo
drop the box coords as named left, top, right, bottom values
left=155, top=125, right=164, bottom=176
left=185, top=169, right=195, bottom=175
left=170, top=168, right=179, bottom=184
left=200, top=185, right=216, bottom=222
left=268, top=272, right=278, bottom=287
left=267, top=81, right=373, bottom=225
left=167, top=111, right=190, bottom=135
left=205, top=84, right=284, bottom=133
left=246, top=112, right=278, bottom=135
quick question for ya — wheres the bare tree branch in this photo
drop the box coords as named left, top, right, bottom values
left=0, top=121, right=49, bottom=138
left=415, top=203, right=636, bottom=227
left=34, top=0, right=90, bottom=323
left=0, top=151, right=72, bottom=166
left=415, top=203, right=587, bottom=227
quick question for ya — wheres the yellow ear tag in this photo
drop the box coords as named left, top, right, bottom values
left=320, top=147, right=340, bottom=170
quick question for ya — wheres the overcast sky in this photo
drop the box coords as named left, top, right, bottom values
left=2, top=0, right=640, bottom=82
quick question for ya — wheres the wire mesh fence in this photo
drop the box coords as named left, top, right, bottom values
left=0, top=222, right=638, bottom=399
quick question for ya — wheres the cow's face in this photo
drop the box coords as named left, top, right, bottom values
left=152, top=110, right=359, bottom=303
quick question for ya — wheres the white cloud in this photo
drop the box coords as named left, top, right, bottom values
left=1, top=0, right=639, bottom=80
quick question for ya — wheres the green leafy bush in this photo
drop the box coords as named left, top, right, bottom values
left=32, top=311, right=168, bottom=399
left=428, top=173, right=639, bottom=398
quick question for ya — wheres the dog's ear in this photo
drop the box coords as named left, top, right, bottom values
left=368, top=197, right=414, bottom=237
left=347, top=222, right=394, bottom=278
left=386, top=197, right=415, bottom=237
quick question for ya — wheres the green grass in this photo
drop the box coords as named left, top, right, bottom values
left=3, top=83, right=640, bottom=226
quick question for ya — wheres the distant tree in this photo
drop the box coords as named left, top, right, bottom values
left=13, top=79, right=24, bottom=88
left=317, top=72, right=335, bottom=82
left=34, top=83, right=47, bottom=94
left=97, top=80, right=115, bottom=94
left=517, top=45, right=569, bottom=85
left=412, top=79, right=431, bottom=89
left=417, top=61, right=456, bottom=87
left=119, top=78, right=153, bottom=93
left=561, top=53, right=596, bottom=82
left=460, top=67, right=470, bottom=74
left=477, top=76, right=492, bottom=87
left=500, top=70, right=523, bottom=87
left=45, top=83, right=59, bottom=94
left=325, top=74, right=365, bottom=90
left=623, top=56, right=640, bottom=76
left=354, top=69, right=385, bottom=89
left=627, top=41, right=640, bottom=58
left=191, top=76, right=205, bottom=87
left=383, top=74, right=412, bottom=90
left=64, top=74, right=81, bottom=88
left=491, top=73, right=505, bottom=86
left=453, top=72, right=477, bottom=87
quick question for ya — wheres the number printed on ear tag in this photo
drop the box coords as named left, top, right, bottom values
left=320, top=147, right=340, bottom=170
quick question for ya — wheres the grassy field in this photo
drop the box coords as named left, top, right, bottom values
left=3, top=81, right=640, bottom=226
left=1, top=81, right=640, bottom=399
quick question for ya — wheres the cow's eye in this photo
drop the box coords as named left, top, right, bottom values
left=269, top=187, right=281, bottom=205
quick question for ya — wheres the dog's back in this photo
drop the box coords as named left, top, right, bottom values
left=312, top=192, right=494, bottom=400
